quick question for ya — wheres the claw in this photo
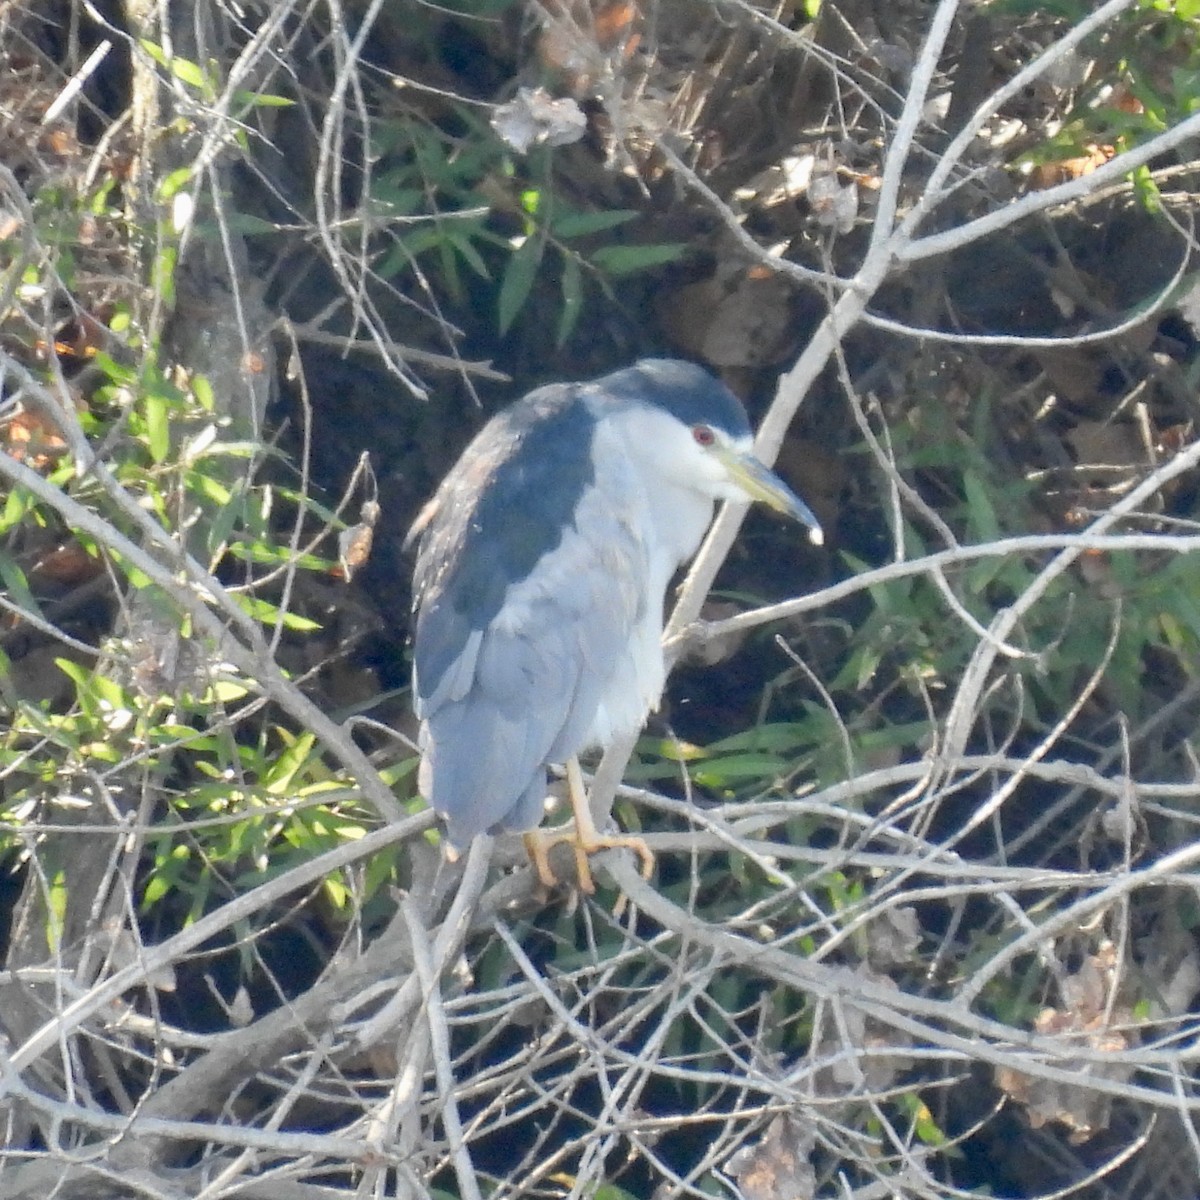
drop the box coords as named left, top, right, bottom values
left=521, top=757, right=655, bottom=894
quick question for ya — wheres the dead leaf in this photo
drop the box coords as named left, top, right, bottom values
left=535, top=0, right=642, bottom=92
left=337, top=498, right=380, bottom=582
left=491, top=87, right=588, bottom=154
left=593, top=0, right=640, bottom=50
left=1027, top=144, right=1113, bottom=190
left=2, top=404, right=70, bottom=469
left=727, top=1113, right=816, bottom=1200
left=996, top=944, right=1135, bottom=1142
left=867, top=906, right=921, bottom=968
left=808, top=169, right=858, bottom=235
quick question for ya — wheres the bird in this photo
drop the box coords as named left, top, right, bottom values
left=407, top=358, right=823, bottom=891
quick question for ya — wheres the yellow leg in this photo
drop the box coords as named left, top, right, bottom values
left=523, top=757, right=655, bottom=894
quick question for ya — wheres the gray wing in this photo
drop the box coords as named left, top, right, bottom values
left=409, top=383, right=595, bottom=711
left=411, top=387, right=646, bottom=846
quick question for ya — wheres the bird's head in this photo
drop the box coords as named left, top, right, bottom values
left=592, top=359, right=824, bottom=545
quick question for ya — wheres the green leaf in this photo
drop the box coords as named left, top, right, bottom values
left=138, top=39, right=169, bottom=68
left=233, top=89, right=295, bottom=109
left=210, top=679, right=251, bottom=703
left=143, top=391, right=170, bottom=463
left=224, top=212, right=282, bottom=236
left=153, top=244, right=178, bottom=307
left=0, top=487, right=32, bottom=534
left=171, top=57, right=207, bottom=90
left=590, top=242, right=686, bottom=276
left=438, top=233, right=466, bottom=302
left=235, top=594, right=321, bottom=632
left=158, top=166, right=194, bottom=202
left=1131, top=162, right=1162, bottom=212
left=202, top=497, right=244, bottom=564
left=595, top=1187, right=640, bottom=1200
left=0, top=552, right=44, bottom=620
left=265, top=732, right=318, bottom=794
left=47, top=870, right=68, bottom=952
left=447, top=229, right=491, bottom=280
left=497, top=238, right=543, bottom=334
left=551, top=209, right=639, bottom=238
left=705, top=724, right=811, bottom=754
left=962, top=470, right=999, bottom=541
left=52, top=658, right=93, bottom=694
left=228, top=543, right=333, bottom=572
left=137, top=41, right=209, bottom=92
left=557, top=252, right=584, bottom=345
left=94, top=351, right=136, bottom=387
left=141, top=873, right=171, bottom=908
left=191, top=375, right=216, bottom=412
left=694, top=753, right=788, bottom=786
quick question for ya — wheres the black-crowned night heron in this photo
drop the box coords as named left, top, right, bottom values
left=407, top=358, right=822, bottom=890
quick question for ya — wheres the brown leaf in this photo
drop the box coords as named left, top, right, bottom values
left=594, top=0, right=640, bottom=50
left=336, top=499, right=380, bottom=582
left=727, top=1113, right=816, bottom=1200
left=2, top=405, right=70, bottom=470
left=1027, top=144, right=1113, bottom=190
left=997, top=945, right=1135, bottom=1142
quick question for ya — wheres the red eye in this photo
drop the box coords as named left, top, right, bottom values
left=692, top=424, right=715, bottom=446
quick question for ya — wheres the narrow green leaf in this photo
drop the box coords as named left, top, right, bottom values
left=154, top=244, right=178, bottom=307
left=54, top=658, right=93, bottom=693
left=235, top=594, right=321, bottom=631
left=233, top=89, right=295, bottom=109
left=185, top=468, right=232, bottom=505
left=557, top=252, right=584, bottom=346
left=224, top=212, right=282, bottom=235
left=47, top=871, right=68, bottom=952
left=497, top=238, right=542, bottom=334
left=693, top=753, right=787, bottom=785
left=144, top=391, right=170, bottom=463
left=95, top=351, right=136, bottom=386
left=438, top=233, right=464, bottom=302
left=141, top=873, right=171, bottom=908
left=161, top=53, right=207, bottom=91
left=706, top=724, right=810, bottom=754
left=158, top=166, right=193, bottom=202
left=590, top=242, right=686, bottom=276
left=551, top=209, right=639, bottom=238
left=204, top=495, right=243, bottom=561
left=0, top=487, right=31, bottom=535
left=226, top=542, right=333, bottom=572
left=0, top=552, right=44, bottom=620
left=962, top=471, right=1000, bottom=541
left=447, top=229, right=492, bottom=280
left=191, top=375, right=215, bottom=412
left=138, top=39, right=169, bottom=68
left=265, top=732, right=317, bottom=794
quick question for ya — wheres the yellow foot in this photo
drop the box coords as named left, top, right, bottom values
left=523, top=827, right=655, bottom=894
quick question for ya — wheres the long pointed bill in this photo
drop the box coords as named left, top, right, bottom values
left=718, top=448, right=824, bottom=546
